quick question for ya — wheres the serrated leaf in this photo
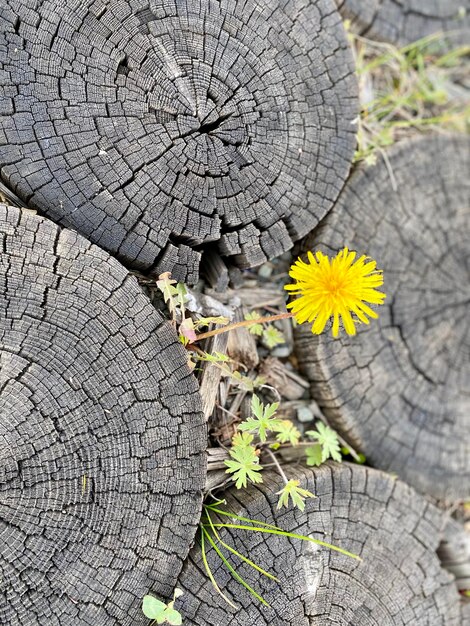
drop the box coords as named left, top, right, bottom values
left=196, top=350, right=231, bottom=364
left=194, top=316, right=230, bottom=330
left=175, top=282, right=188, bottom=317
left=238, top=395, right=280, bottom=442
left=306, top=422, right=342, bottom=463
left=274, top=420, right=301, bottom=446
left=262, top=325, right=285, bottom=349
left=225, top=432, right=263, bottom=489
left=156, top=272, right=179, bottom=318
left=232, top=431, right=254, bottom=448
left=276, top=479, right=315, bottom=511
left=244, top=311, right=264, bottom=336
left=305, top=444, right=323, bottom=467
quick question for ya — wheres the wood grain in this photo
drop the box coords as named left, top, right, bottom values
left=294, top=134, right=470, bottom=500
left=177, top=464, right=462, bottom=624
left=0, top=0, right=358, bottom=281
left=0, top=204, right=206, bottom=625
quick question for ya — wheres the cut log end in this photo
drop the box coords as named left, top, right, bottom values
left=177, top=464, right=462, bottom=624
left=0, top=204, right=207, bottom=625
left=0, top=0, right=358, bottom=281
left=294, top=134, right=470, bottom=501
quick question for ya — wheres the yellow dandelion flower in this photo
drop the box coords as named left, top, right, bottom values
left=285, top=247, right=386, bottom=338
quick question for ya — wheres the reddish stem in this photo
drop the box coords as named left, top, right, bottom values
left=193, top=312, right=294, bottom=342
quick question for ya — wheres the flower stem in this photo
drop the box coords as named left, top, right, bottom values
left=193, top=312, right=294, bottom=342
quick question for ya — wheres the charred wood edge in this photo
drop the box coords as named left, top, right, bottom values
left=201, top=249, right=230, bottom=292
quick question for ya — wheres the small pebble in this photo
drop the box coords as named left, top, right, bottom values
left=271, top=345, right=292, bottom=358
left=297, top=406, right=315, bottom=423
left=258, top=263, right=274, bottom=278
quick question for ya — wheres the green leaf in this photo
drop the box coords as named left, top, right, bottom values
left=142, top=595, right=167, bottom=620
left=164, top=608, right=183, bottom=625
left=175, top=282, right=188, bottom=317
left=340, top=446, right=366, bottom=464
left=225, top=432, right=263, bottom=489
left=276, top=480, right=316, bottom=511
left=274, top=420, right=301, bottom=446
left=305, top=444, right=323, bottom=467
left=231, top=431, right=254, bottom=448
left=156, top=272, right=179, bottom=318
left=244, top=311, right=264, bottom=336
left=196, top=350, right=231, bottom=364
left=306, top=422, right=342, bottom=463
left=262, top=325, right=285, bottom=349
left=238, top=395, right=280, bottom=442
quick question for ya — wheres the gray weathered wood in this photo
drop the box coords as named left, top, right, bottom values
left=336, top=0, right=470, bottom=46
left=177, top=464, right=462, bottom=624
left=227, top=308, right=259, bottom=370
left=0, top=204, right=207, bottom=625
left=0, top=0, right=358, bottom=282
left=294, top=135, right=470, bottom=500
left=199, top=332, right=230, bottom=422
left=258, top=357, right=309, bottom=400
left=438, top=519, right=470, bottom=593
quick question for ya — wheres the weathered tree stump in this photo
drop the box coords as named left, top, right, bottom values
left=0, top=0, right=358, bottom=281
left=335, top=0, right=470, bottom=46
left=294, top=135, right=470, bottom=500
left=0, top=204, right=206, bottom=625
left=177, top=464, right=462, bottom=624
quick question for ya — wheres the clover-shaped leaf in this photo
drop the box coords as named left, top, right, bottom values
left=142, top=593, right=183, bottom=625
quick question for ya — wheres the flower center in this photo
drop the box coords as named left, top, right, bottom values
left=326, top=279, right=346, bottom=297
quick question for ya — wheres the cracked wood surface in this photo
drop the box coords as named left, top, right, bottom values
left=295, top=135, right=470, bottom=501
left=0, top=204, right=206, bottom=625
left=177, top=464, right=462, bottom=624
left=336, top=0, right=470, bottom=46
left=0, top=0, right=358, bottom=282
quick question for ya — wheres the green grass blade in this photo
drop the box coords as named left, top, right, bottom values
left=203, top=505, right=279, bottom=529
left=203, top=524, right=361, bottom=561
left=359, top=31, right=447, bottom=73
left=205, top=510, right=279, bottom=582
left=199, top=527, right=237, bottom=609
left=202, top=527, right=271, bottom=607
